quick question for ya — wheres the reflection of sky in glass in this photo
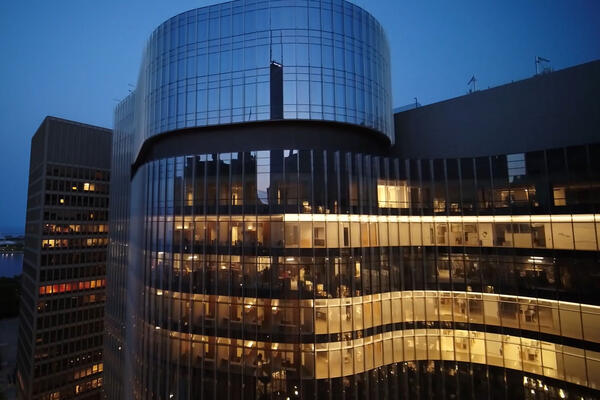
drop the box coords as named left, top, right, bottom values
left=256, top=151, right=270, bottom=205
left=133, top=0, right=393, bottom=153
left=507, top=153, right=526, bottom=183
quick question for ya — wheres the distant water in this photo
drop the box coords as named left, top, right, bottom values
left=0, top=226, right=24, bottom=236
left=0, top=253, right=22, bottom=278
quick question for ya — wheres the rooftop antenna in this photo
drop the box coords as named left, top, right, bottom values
left=467, top=75, right=477, bottom=93
left=535, top=56, right=550, bottom=75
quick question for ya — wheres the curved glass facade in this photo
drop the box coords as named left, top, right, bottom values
left=121, top=146, right=600, bottom=399
left=133, top=0, right=393, bottom=152
left=105, top=2, right=600, bottom=399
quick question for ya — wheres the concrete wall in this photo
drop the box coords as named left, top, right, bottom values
left=392, top=60, right=600, bottom=159
left=44, top=117, right=112, bottom=169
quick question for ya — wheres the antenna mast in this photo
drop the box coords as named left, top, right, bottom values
left=467, top=75, right=477, bottom=93
left=535, top=56, right=551, bottom=75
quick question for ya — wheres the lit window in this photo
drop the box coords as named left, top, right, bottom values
left=377, top=180, right=409, bottom=208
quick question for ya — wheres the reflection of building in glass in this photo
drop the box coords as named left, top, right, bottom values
left=105, top=0, right=600, bottom=398
left=16, top=117, right=111, bottom=399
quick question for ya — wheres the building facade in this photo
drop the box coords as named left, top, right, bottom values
left=103, top=92, right=135, bottom=400
left=105, top=1, right=600, bottom=399
left=17, top=117, right=112, bottom=399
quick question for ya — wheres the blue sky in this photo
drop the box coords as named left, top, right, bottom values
left=0, top=0, right=599, bottom=233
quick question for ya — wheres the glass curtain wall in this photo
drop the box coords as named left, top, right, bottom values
left=132, top=0, right=394, bottom=152
left=104, top=93, right=136, bottom=400
left=126, top=144, right=600, bottom=399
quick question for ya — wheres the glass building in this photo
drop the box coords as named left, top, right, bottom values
left=105, top=1, right=600, bottom=399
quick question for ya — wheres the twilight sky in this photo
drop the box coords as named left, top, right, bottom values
left=0, top=0, right=599, bottom=233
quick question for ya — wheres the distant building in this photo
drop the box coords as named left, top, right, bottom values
left=16, top=117, right=111, bottom=399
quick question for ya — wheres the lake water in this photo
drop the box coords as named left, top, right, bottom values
left=0, top=253, right=23, bottom=277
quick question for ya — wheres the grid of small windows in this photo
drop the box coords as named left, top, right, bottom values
left=38, top=279, right=106, bottom=295
left=41, top=252, right=107, bottom=268
left=28, top=363, right=104, bottom=399
left=136, top=0, right=393, bottom=150
left=25, top=163, right=110, bottom=399
left=43, top=223, right=109, bottom=235
left=122, top=143, right=600, bottom=399
left=43, top=209, right=109, bottom=222
left=45, top=179, right=109, bottom=194
left=31, top=349, right=103, bottom=399
left=45, top=164, right=110, bottom=181
left=37, top=294, right=105, bottom=315
left=35, top=315, right=104, bottom=344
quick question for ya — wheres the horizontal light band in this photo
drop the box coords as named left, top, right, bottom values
left=151, top=323, right=600, bottom=388
left=174, top=214, right=600, bottom=223
left=151, top=288, right=600, bottom=313
left=282, top=214, right=600, bottom=224
left=150, top=288, right=600, bottom=344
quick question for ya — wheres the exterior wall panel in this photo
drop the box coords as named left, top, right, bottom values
left=392, top=60, right=600, bottom=159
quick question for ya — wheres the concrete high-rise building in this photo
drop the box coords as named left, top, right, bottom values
left=104, top=1, right=600, bottom=399
left=17, top=117, right=112, bottom=399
